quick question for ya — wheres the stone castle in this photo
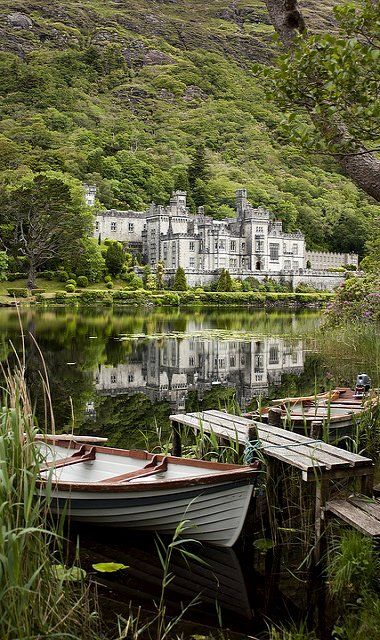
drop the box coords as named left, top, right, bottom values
left=85, top=185, right=358, bottom=290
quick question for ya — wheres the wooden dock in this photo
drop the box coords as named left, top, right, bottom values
left=170, top=410, right=374, bottom=484
left=327, top=496, right=380, bottom=538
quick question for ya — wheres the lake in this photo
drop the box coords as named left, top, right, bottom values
left=1, top=306, right=377, bottom=636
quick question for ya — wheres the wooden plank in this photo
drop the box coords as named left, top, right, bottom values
left=348, top=496, right=380, bottom=521
left=173, top=413, right=320, bottom=474
left=326, top=499, right=380, bottom=537
left=205, top=411, right=372, bottom=467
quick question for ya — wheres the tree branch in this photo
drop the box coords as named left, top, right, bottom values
left=264, top=0, right=380, bottom=202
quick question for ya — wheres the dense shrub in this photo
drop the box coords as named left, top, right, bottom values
left=104, top=275, right=112, bottom=283
left=66, top=279, right=77, bottom=287
left=38, top=270, right=55, bottom=280
left=325, top=275, right=380, bottom=325
left=6, top=272, right=28, bottom=281
left=79, top=290, right=113, bottom=304
left=54, top=291, right=68, bottom=303
left=77, top=276, right=88, bottom=288
left=0, top=251, right=8, bottom=282
left=57, top=270, right=69, bottom=282
left=106, top=281, right=113, bottom=289
left=31, top=288, right=46, bottom=295
left=7, top=288, right=28, bottom=298
left=65, top=283, right=76, bottom=293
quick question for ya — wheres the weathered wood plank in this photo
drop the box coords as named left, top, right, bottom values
left=348, top=496, right=380, bottom=520
left=203, top=411, right=373, bottom=466
left=326, top=499, right=380, bottom=537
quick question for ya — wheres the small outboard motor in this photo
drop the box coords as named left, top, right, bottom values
left=355, top=373, right=372, bottom=398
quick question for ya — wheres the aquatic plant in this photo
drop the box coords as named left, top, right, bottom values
left=327, top=530, right=379, bottom=599
left=0, top=355, right=100, bottom=639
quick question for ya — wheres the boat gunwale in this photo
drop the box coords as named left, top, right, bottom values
left=37, top=442, right=260, bottom=493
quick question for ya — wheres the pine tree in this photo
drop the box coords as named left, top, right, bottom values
left=156, top=261, right=165, bottom=290
left=217, top=269, right=232, bottom=292
left=173, top=266, right=187, bottom=291
left=187, top=145, right=210, bottom=209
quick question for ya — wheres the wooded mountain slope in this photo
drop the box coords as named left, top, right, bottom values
left=0, top=0, right=377, bottom=254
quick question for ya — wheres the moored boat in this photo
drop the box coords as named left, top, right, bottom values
left=244, top=382, right=379, bottom=433
left=37, top=440, right=260, bottom=547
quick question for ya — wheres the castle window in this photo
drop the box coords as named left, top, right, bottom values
left=293, top=260, right=299, bottom=270
left=255, top=240, right=264, bottom=253
left=190, top=241, right=195, bottom=251
left=269, top=243, right=279, bottom=261
left=128, top=374, right=134, bottom=383
left=230, top=356, right=236, bottom=367
left=128, top=223, right=134, bottom=232
left=215, top=241, right=218, bottom=251
left=256, top=226, right=263, bottom=234
left=163, top=244, right=168, bottom=259
left=241, top=242, right=246, bottom=251
left=230, top=240, right=236, bottom=252
left=110, top=374, right=116, bottom=384
left=111, top=221, right=117, bottom=232
left=284, top=260, right=291, bottom=270
left=189, top=356, right=195, bottom=366
left=269, top=346, right=279, bottom=364
left=189, top=257, right=195, bottom=267
left=95, top=221, right=99, bottom=231
left=293, top=243, right=298, bottom=255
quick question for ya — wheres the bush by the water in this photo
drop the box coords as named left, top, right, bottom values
left=7, top=288, right=28, bottom=298
left=325, top=275, right=380, bottom=324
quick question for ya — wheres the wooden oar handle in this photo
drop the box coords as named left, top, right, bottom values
left=34, top=434, right=108, bottom=444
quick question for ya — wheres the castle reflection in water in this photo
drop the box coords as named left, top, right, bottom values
left=93, top=336, right=304, bottom=412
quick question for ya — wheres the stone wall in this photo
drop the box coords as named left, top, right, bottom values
left=175, top=269, right=346, bottom=291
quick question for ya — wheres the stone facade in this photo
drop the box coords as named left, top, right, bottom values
left=85, top=185, right=358, bottom=289
left=305, top=250, right=358, bottom=270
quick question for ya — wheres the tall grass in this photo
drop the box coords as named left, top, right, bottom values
left=0, top=360, right=100, bottom=639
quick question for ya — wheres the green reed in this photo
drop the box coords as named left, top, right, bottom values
left=0, top=360, right=100, bottom=640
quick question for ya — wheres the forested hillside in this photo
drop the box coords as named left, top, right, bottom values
left=0, top=0, right=377, bottom=254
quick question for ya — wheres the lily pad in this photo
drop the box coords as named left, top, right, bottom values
left=253, top=538, right=274, bottom=552
left=53, top=564, right=86, bottom=581
left=92, top=562, right=129, bottom=573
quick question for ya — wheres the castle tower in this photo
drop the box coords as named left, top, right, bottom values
left=236, top=189, right=248, bottom=220
left=84, top=184, right=96, bottom=207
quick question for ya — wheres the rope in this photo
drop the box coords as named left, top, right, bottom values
left=244, top=438, right=326, bottom=463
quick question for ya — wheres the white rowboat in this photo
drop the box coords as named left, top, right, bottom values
left=37, top=441, right=260, bottom=547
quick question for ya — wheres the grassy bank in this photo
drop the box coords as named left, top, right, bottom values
left=0, top=278, right=333, bottom=308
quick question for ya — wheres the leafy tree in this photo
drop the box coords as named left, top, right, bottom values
left=156, top=261, right=165, bottom=290
left=173, top=266, right=187, bottom=291
left=264, top=0, right=380, bottom=201
left=145, top=274, right=157, bottom=290
left=0, top=251, right=8, bottom=281
left=104, top=241, right=125, bottom=276
left=216, top=269, right=233, bottom=292
left=66, top=237, right=105, bottom=283
left=122, top=271, right=144, bottom=289
left=142, top=265, right=151, bottom=287
left=0, top=173, right=92, bottom=289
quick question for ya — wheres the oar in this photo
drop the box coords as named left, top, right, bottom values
left=33, top=434, right=108, bottom=444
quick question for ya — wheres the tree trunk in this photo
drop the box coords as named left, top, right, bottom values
left=264, top=0, right=380, bottom=202
left=27, top=259, right=36, bottom=291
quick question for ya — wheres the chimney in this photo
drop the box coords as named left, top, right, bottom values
left=236, top=189, right=248, bottom=219
left=170, top=190, right=187, bottom=211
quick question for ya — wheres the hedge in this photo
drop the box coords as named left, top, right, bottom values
left=7, top=288, right=29, bottom=298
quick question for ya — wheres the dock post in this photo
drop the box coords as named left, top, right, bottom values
left=268, top=407, right=282, bottom=428
left=310, top=420, right=322, bottom=440
left=360, top=472, right=374, bottom=497
left=314, top=477, right=329, bottom=565
left=171, top=421, right=182, bottom=457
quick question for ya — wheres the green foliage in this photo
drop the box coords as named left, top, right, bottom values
left=66, top=238, right=105, bottom=283
left=104, top=241, right=125, bottom=276
left=106, top=281, right=114, bottom=289
left=216, top=269, right=233, bottom=292
left=265, top=0, right=380, bottom=156
left=328, top=530, right=379, bottom=600
left=122, top=272, right=144, bottom=290
left=325, top=275, right=380, bottom=324
left=0, top=251, right=8, bottom=282
left=7, top=288, right=28, bottom=298
left=0, top=173, right=92, bottom=288
left=77, top=275, right=88, bottom=288
left=65, top=283, right=76, bottom=293
left=173, top=267, right=188, bottom=291
left=156, top=261, right=165, bottom=290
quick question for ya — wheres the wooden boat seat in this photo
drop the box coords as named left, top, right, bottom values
left=101, top=455, right=168, bottom=484
left=41, top=445, right=96, bottom=472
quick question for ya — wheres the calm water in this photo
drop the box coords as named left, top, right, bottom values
left=0, top=306, right=326, bottom=447
left=1, top=306, right=375, bottom=635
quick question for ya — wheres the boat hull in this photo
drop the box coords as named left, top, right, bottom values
left=48, top=478, right=254, bottom=547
